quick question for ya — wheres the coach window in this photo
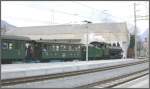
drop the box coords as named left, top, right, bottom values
left=56, top=45, right=59, bottom=51
left=52, top=45, right=55, bottom=51
left=63, top=45, right=66, bottom=50
left=66, top=45, right=69, bottom=50
left=70, top=45, right=73, bottom=51
left=76, top=45, right=79, bottom=51
left=13, top=42, right=18, bottom=49
left=43, top=44, right=48, bottom=52
left=60, top=45, right=63, bottom=50
left=54, top=45, right=57, bottom=51
left=48, top=44, right=51, bottom=50
left=8, top=43, right=13, bottom=50
left=2, top=42, right=9, bottom=49
left=74, top=46, right=77, bottom=51
left=72, top=46, right=75, bottom=51
left=62, top=53, right=66, bottom=57
left=69, top=45, right=72, bottom=51
left=78, top=45, right=80, bottom=51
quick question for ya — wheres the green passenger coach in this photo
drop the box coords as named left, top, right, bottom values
left=36, top=41, right=82, bottom=62
left=1, top=35, right=30, bottom=64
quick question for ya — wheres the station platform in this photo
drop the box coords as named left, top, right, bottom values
left=1, top=59, right=146, bottom=80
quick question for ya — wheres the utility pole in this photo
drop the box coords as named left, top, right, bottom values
left=133, top=2, right=149, bottom=59
left=86, top=25, right=89, bottom=61
left=134, top=3, right=137, bottom=59
left=82, top=20, right=92, bottom=61
left=135, top=2, right=149, bottom=59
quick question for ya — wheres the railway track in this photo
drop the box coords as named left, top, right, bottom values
left=76, top=68, right=149, bottom=88
left=1, top=59, right=149, bottom=87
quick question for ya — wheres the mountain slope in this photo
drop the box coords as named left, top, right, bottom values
left=1, top=20, right=16, bottom=35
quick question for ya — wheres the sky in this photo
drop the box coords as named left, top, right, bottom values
left=1, top=1, right=149, bottom=35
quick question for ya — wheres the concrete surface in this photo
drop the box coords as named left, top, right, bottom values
left=1, top=59, right=146, bottom=80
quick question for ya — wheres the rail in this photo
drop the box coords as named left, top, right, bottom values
left=76, top=68, right=149, bottom=88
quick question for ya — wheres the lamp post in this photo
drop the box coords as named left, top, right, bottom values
left=51, top=9, right=54, bottom=24
left=82, top=20, right=92, bottom=61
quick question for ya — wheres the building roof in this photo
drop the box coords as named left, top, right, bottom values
left=1, top=35, right=31, bottom=40
left=4, top=23, right=129, bottom=43
left=5, top=23, right=128, bottom=34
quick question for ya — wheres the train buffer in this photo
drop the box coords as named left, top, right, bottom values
left=1, top=59, right=149, bottom=88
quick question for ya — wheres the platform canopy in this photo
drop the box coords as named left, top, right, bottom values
left=5, top=22, right=129, bottom=44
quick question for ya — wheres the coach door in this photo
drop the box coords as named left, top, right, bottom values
left=34, top=42, right=42, bottom=60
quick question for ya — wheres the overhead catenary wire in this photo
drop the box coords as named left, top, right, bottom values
left=72, top=1, right=120, bottom=22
